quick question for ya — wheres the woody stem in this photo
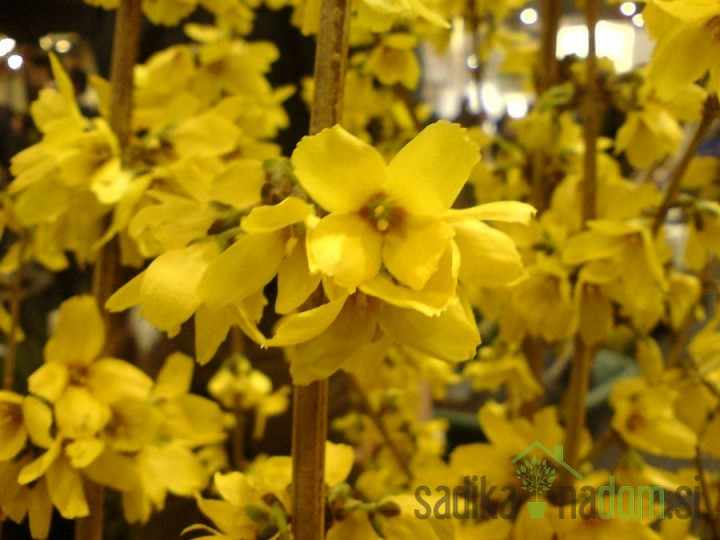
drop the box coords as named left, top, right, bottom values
left=290, top=0, right=350, bottom=536
left=78, top=1, right=142, bottom=539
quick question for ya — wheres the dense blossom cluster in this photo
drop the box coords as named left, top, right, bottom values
left=0, top=0, right=720, bottom=538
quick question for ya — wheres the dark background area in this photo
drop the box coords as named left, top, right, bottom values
left=0, top=0, right=315, bottom=154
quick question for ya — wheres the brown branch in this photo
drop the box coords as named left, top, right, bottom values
left=292, top=0, right=350, bottom=537
left=652, top=96, right=717, bottom=235
left=3, top=232, right=27, bottom=391
left=581, top=0, right=599, bottom=224
left=538, top=0, right=561, bottom=93
left=79, top=0, right=142, bottom=539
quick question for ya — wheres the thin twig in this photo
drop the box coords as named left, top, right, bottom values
left=3, top=232, right=27, bottom=391
left=652, top=97, right=717, bottom=235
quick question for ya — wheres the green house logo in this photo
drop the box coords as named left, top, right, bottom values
left=511, top=442, right=582, bottom=519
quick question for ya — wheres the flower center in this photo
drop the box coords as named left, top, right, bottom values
left=359, top=194, right=405, bottom=233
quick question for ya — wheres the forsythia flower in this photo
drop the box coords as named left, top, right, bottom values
left=292, top=121, right=533, bottom=309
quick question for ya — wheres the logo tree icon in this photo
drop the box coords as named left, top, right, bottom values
left=516, top=455, right=557, bottom=518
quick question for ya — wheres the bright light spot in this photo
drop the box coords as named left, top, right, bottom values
left=39, top=36, right=53, bottom=50
left=481, top=83, right=504, bottom=118
left=7, top=54, right=23, bottom=70
left=0, top=37, right=16, bottom=57
left=506, top=93, right=529, bottom=119
left=556, top=21, right=636, bottom=72
left=520, top=7, right=538, bottom=25
left=466, top=54, right=479, bottom=69
left=632, top=13, right=644, bottom=27
left=482, top=120, right=497, bottom=135
left=620, top=2, right=636, bottom=16
left=55, top=39, right=72, bottom=53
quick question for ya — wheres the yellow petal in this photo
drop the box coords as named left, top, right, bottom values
left=377, top=297, right=480, bottom=361
left=241, top=196, right=312, bottom=232
left=266, top=295, right=347, bottom=347
left=649, top=25, right=716, bottom=100
left=15, top=178, right=69, bottom=226
left=169, top=113, right=240, bottom=158
left=307, top=214, right=382, bottom=290
left=28, top=479, right=53, bottom=540
left=138, top=242, right=219, bottom=335
left=46, top=455, right=89, bottom=518
left=55, top=386, right=110, bottom=439
left=325, top=442, right=354, bottom=486
left=288, top=296, right=376, bottom=384
left=45, top=296, right=104, bottom=366
left=198, top=232, right=284, bottom=307
left=28, top=363, right=69, bottom=403
left=91, top=157, right=132, bottom=204
left=441, top=200, right=537, bottom=224
left=23, top=395, right=54, bottom=448
left=386, top=121, right=479, bottom=215
left=154, top=352, right=194, bottom=398
left=83, top=449, right=140, bottom=492
left=209, top=159, right=264, bottom=209
left=88, top=358, right=154, bottom=403
left=19, top=440, right=62, bottom=485
left=276, top=236, right=321, bottom=314
left=194, top=304, right=234, bottom=365
left=65, top=438, right=105, bottom=468
left=360, top=245, right=458, bottom=316
left=382, top=217, right=454, bottom=290
left=291, top=125, right=386, bottom=213
left=452, top=221, right=524, bottom=286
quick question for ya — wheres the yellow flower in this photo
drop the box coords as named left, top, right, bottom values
left=267, top=291, right=480, bottom=384
left=645, top=0, right=720, bottom=98
left=610, top=377, right=697, bottom=458
left=190, top=442, right=353, bottom=538
left=0, top=392, right=28, bottom=461
left=28, top=296, right=153, bottom=410
left=292, top=121, right=533, bottom=310
left=450, top=401, right=590, bottom=495
left=363, top=34, right=421, bottom=90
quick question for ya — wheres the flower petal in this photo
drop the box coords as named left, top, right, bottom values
left=441, top=201, right=537, bottom=224
left=266, top=295, right=347, bottom=347
left=452, top=221, right=524, bottom=286
left=307, top=214, right=382, bottom=290
left=88, top=358, right=154, bottom=403
left=386, top=121, right=479, bottom=215
left=383, top=217, right=454, bottom=290
left=46, top=455, right=89, bottom=518
left=198, top=232, right=285, bottom=308
left=137, top=242, right=219, bottom=335
left=276, top=236, right=321, bottom=314
left=27, top=363, right=69, bottom=403
left=376, top=297, right=480, bottom=361
left=241, top=197, right=313, bottom=233
left=45, top=296, right=104, bottom=366
left=291, top=125, right=386, bottom=213
left=360, top=244, right=458, bottom=316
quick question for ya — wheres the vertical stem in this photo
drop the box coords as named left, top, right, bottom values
left=562, top=337, right=593, bottom=483
left=292, top=0, right=350, bottom=537
left=538, top=0, right=561, bottom=93
left=581, top=0, right=598, bottom=224
left=79, top=1, right=142, bottom=539
left=3, top=233, right=27, bottom=391
left=652, top=98, right=716, bottom=235
left=520, top=335, right=543, bottom=417
left=561, top=0, right=599, bottom=482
